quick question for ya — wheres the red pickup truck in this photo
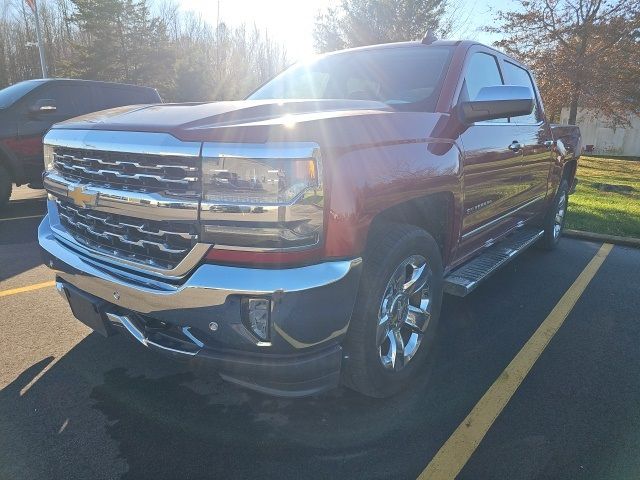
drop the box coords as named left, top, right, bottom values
left=39, top=38, right=581, bottom=398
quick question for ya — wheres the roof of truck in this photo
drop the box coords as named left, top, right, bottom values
left=28, top=78, right=158, bottom=91
left=319, top=39, right=480, bottom=56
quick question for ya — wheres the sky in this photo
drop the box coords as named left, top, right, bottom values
left=176, top=0, right=517, bottom=61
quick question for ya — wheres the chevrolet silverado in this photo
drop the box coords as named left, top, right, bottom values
left=38, top=38, right=581, bottom=397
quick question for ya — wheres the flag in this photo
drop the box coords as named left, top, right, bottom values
left=25, top=0, right=36, bottom=14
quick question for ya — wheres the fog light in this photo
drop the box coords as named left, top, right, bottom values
left=244, top=298, right=271, bottom=341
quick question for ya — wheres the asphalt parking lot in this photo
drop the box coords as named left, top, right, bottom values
left=1, top=186, right=639, bottom=480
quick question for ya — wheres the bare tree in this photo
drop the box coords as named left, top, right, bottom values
left=487, top=0, right=640, bottom=126
left=0, top=0, right=289, bottom=102
left=313, top=0, right=452, bottom=53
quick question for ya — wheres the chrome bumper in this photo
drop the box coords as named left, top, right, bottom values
left=39, top=214, right=362, bottom=395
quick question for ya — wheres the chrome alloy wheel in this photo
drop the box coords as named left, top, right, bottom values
left=554, top=191, right=567, bottom=239
left=377, top=255, right=432, bottom=371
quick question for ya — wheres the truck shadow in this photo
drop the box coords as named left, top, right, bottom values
left=0, top=196, right=46, bottom=281
left=0, top=311, right=472, bottom=480
left=0, top=241, right=600, bottom=480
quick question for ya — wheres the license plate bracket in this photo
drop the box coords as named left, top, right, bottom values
left=62, top=283, right=114, bottom=337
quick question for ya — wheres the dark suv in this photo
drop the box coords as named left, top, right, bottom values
left=0, top=78, right=161, bottom=207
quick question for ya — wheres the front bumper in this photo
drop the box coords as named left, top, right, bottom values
left=39, top=214, right=362, bottom=396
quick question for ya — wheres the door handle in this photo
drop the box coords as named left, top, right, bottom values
left=508, top=141, right=522, bottom=152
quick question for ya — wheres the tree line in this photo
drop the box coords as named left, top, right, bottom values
left=2, top=0, right=637, bottom=126
left=0, top=0, right=288, bottom=102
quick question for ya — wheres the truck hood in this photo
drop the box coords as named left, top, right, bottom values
left=53, top=99, right=451, bottom=149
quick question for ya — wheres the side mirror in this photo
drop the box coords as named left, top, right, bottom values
left=29, top=98, right=57, bottom=114
left=458, top=85, right=534, bottom=124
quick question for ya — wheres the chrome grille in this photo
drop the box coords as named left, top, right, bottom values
left=56, top=200, right=198, bottom=269
left=53, top=147, right=200, bottom=194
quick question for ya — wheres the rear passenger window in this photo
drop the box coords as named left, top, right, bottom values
left=33, top=84, right=94, bottom=117
left=459, top=52, right=505, bottom=123
left=94, top=87, right=156, bottom=111
left=502, top=61, right=539, bottom=124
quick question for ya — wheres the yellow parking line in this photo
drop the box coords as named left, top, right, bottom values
left=0, top=214, right=44, bottom=222
left=418, top=243, right=614, bottom=480
left=0, top=281, right=56, bottom=298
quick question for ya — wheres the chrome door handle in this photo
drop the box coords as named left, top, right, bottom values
left=508, top=141, right=522, bottom=152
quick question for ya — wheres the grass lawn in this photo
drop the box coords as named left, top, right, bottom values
left=565, top=156, right=640, bottom=238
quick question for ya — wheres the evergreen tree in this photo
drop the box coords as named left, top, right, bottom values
left=314, top=0, right=448, bottom=53
left=66, top=0, right=174, bottom=95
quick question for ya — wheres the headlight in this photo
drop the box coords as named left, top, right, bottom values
left=200, top=143, right=324, bottom=254
left=203, top=156, right=319, bottom=205
left=43, top=143, right=55, bottom=171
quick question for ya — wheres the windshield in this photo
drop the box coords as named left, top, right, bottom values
left=249, top=46, right=453, bottom=112
left=0, top=80, right=43, bottom=109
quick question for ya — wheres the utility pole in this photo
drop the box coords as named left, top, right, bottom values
left=216, top=0, right=221, bottom=53
left=27, top=0, right=48, bottom=78
left=215, top=0, right=220, bottom=92
left=217, top=0, right=220, bottom=31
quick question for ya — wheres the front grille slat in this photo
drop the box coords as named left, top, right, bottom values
left=57, top=200, right=197, bottom=269
left=83, top=156, right=198, bottom=172
left=53, top=148, right=200, bottom=194
left=56, top=162, right=198, bottom=185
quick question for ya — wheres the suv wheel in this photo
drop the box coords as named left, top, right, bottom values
left=0, top=164, right=12, bottom=209
left=342, top=224, right=443, bottom=397
left=540, top=179, right=569, bottom=250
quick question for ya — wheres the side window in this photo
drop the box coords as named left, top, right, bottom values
left=31, top=84, right=94, bottom=118
left=459, top=52, right=505, bottom=123
left=71, top=85, right=97, bottom=116
left=96, top=87, right=148, bottom=110
left=502, top=61, right=539, bottom=124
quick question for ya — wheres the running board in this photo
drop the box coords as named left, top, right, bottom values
left=444, top=228, right=544, bottom=297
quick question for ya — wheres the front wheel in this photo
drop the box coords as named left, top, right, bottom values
left=342, top=224, right=444, bottom=398
left=540, top=179, right=569, bottom=250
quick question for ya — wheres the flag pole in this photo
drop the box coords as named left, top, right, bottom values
left=32, top=0, right=48, bottom=78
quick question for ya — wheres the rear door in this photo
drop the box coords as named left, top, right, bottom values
left=501, top=60, right=553, bottom=219
left=456, top=49, right=526, bottom=253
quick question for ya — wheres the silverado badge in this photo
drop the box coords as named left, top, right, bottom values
left=67, top=184, right=99, bottom=208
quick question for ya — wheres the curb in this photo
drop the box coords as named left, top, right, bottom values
left=564, top=229, right=640, bottom=248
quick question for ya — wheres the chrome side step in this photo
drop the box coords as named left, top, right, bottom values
left=444, top=228, right=544, bottom=297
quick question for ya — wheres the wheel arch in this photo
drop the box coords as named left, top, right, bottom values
left=369, top=191, right=456, bottom=264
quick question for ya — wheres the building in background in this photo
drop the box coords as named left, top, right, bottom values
left=560, top=108, right=640, bottom=157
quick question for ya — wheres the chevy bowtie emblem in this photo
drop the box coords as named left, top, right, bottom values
left=67, top=184, right=98, bottom=208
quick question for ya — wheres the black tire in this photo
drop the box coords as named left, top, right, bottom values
left=342, top=223, right=444, bottom=398
left=0, top=164, right=12, bottom=210
left=539, top=179, right=569, bottom=251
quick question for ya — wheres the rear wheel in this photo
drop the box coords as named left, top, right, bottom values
left=0, top=164, right=12, bottom=210
left=540, top=179, right=569, bottom=250
left=342, top=224, right=443, bottom=397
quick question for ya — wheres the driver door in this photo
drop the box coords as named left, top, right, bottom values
left=16, top=83, right=95, bottom=182
left=456, top=50, right=526, bottom=258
